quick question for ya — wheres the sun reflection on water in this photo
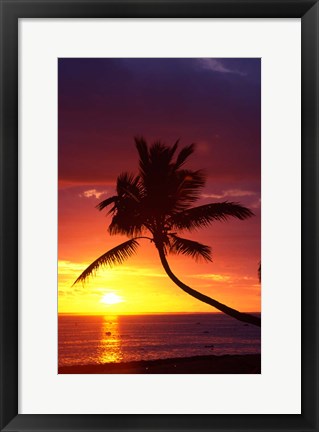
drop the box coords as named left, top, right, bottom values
left=98, top=315, right=123, bottom=364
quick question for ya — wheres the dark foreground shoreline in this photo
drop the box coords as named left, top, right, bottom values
left=59, top=354, right=261, bottom=374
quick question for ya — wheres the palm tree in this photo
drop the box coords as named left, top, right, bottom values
left=258, top=262, right=261, bottom=283
left=74, top=137, right=261, bottom=327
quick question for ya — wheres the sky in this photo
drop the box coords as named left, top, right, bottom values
left=58, top=58, right=261, bottom=315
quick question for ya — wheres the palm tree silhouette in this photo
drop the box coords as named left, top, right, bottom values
left=74, top=137, right=261, bottom=327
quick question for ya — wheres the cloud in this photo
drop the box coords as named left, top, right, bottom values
left=198, top=59, right=246, bottom=76
left=194, top=273, right=232, bottom=282
left=58, top=260, right=87, bottom=275
left=79, top=189, right=107, bottom=199
left=202, top=189, right=256, bottom=199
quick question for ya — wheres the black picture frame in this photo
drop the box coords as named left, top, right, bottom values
left=1, top=1, right=318, bottom=431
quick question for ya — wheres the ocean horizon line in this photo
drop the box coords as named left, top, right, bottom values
left=58, top=311, right=261, bottom=316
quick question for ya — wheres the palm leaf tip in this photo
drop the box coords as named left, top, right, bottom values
left=175, top=143, right=195, bottom=169
left=227, top=202, right=254, bottom=220
left=96, top=196, right=118, bottom=212
left=169, top=235, right=212, bottom=262
left=72, top=239, right=140, bottom=286
left=168, top=201, right=254, bottom=231
left=258, top=261, right=261, bottom=283
left=135, top=136, right=149, bottom=172
left=205, top=201, right=254, bottom=221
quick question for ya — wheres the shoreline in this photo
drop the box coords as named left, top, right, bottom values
left=59, top=353, right=261, bottom=374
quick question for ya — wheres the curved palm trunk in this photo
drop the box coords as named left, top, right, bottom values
left=157, top=247, right=261, bottom=327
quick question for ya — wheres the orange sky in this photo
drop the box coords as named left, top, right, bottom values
left=58, top=58, right=261, bottom=315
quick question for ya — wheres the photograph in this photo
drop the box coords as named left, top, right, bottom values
left=58, top=58, right=261, bottom=374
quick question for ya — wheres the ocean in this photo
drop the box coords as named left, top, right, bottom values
left=58, top=313, right=261, bottom=367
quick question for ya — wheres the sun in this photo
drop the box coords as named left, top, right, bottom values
left=100, top=293, right=124, bottom=305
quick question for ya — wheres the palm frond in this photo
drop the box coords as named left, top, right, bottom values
left=167, top=140, right=179, bottom=161
left=135, top=136, right=149, bottom=178
left=169, top=234, right=212, bottom=262
left=108, top=213, right=144, bottom=237
left=174, top=143, right=195, bottom=169
left=149, top=141, right=175, bottom=167
left=173, top=169, right=206, bottom=209
left=73, top=239, right=140, bottom=285
left=96, top=196, right=118, bottom=212
left=168, top=202, right=254, bottom=231
left=116, top=172, right=143, bottom=201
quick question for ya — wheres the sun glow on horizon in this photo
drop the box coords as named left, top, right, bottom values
left=58, top=259, right=260, bottom=315
left=101, top=293, right=124, bottom=305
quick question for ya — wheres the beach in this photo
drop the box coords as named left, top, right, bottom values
left=59, top=353, right=260, bottom=374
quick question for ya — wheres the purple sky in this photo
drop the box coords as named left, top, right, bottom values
left=59, top=58, right=260, bottom=188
